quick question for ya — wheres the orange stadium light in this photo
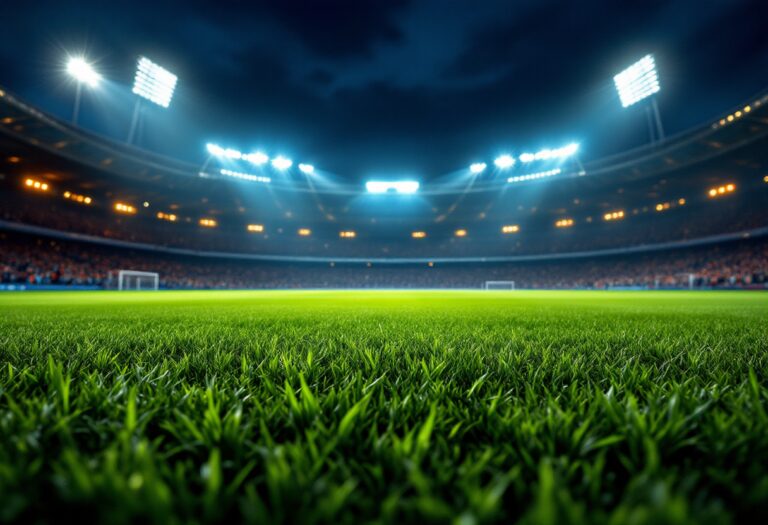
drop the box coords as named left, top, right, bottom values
left=339, top=230, right=356, bottom=238
left=247, top=224, right=264, bottom=233
left=708, top=184, right=735, bottom=198
left=63, top=191, right=93, bottom=204
left=298, top=228, right=312, bottom=236
left=24, top=178, right=49, bottom=192
left=454, top=229, right=467, bottom=237
left=199, top=218, right=217, bottom=227
left=411, top=231, right=427, bottom=239
left=114, top=202, right=137, bottom=214
left=501, top=225, right=520, bottom=234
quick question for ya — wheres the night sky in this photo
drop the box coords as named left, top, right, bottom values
left=1, top=0, right=767, bottom=179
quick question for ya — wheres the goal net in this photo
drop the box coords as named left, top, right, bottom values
left=118, top=270, right=159, bottom=291
left=483, top=280, right=515, bottom=290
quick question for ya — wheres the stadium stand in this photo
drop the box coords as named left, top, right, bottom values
left=2, top=230, right=766, bottom=290
left=1, top=86, right=768, bottom=288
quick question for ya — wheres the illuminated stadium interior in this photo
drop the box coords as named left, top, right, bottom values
left=2, top=3, right=768, bottom=524
left=1, top=85, right=767, bottom=268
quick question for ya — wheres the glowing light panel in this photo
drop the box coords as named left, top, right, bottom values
left=365, top=180, right=420, bottom=194
left=613, top=54, right=660, bottom=108
left=132, top=57, right=178, bottom=108
left=244, top=152, right=269, bottom=165
left=507, top=168, right=561, bottom=183
left=67, top=58, right=101, bottom=87
left=220, top=168, right=271, bottom=183
left=271, top=156, right=293, bottom=170
left=469, top=162, right=487, bottom=174
left=494, top=155, right=515, bottom=169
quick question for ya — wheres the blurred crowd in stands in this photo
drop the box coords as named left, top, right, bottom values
left=2, top=190, right=767, bottom=259
left=2, top=230, right=766, bottom=290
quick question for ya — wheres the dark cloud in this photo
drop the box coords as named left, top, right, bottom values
left=257, top=0, right=410, bottom=59
left=0, top=0, right=766, bottom=178
left=306, top=69, right=335, bottom=87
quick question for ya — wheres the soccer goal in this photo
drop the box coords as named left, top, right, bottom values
left=117, top=270, right=159, bottom=291
left=483, top=280, right=515, bottom=290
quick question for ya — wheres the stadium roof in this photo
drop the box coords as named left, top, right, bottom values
left=1, top=85, right=767, bottom=196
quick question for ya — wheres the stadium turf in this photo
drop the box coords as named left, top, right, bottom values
left=1, top=290, right=767, bottom=524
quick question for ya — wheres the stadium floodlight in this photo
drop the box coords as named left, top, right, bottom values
left=271, top=156, right=293, bottom=170
left=67, top=57, right=101, bottom=87
left=66, top=57, right=101, bottom=125
left=243, top=152, right=269, bottom=165
left=298, top=163, right=315, bottom=174
left=494, top=155, right=515, bottom=169
left=220, top=168, right=271, bottom=183
left=223, top=148, right=242, bottom=160
left=469, top=162, right=487, bottom=174
left=127, top=56, right=178, bottom=144
left=206, top=143, right=225, bottom=156
left=520, top=143, right=579, bottom=162
left=132, top=56, right=178, bottom=108
left=365, top=180, right=420, bottom=194
left=519, top=153, right=535, bottom=163
left=613, top=54, right=659, bottom=108
left=507, top=168, right=561, bottom=183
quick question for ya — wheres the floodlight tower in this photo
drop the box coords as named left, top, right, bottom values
left=66, top=57, right=101, bottom=125
left=613, top=54, right=664, bottom=143
left=127, top=56, right=178, bottom=144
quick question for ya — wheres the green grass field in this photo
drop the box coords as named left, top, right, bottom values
left=1, top=290, right=767, bottom=524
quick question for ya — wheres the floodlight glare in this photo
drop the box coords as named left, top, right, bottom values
left=469, top=162, right=487, bottom=174
left=494, top=155, right=515, bottom=169
left=365, top=180, right=419, bottom=194
left=206, top=143, right=225, bottom=156
left=220, top=168, right=271, bottom=183
left=67, top=58, right=101, bottom=87
left=520, top=143, right=580, bottom=162
left=298, top=163, right=315, bottom=174
left=271, top=156, right=293, bottom=170
left=519, top=153, right=535, bottom=163
left=507, top=168, right=561, bottom=183
left=613, top=54, right=660, bottom=108
left=132, top=56, right=178, bottom=108
left=243, top=152, right=269, bottom=165
left=224, top=148, right=242, bottom=160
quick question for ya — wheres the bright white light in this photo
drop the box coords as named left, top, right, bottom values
left=614, top=54, right=660, bottom=108
left=220, top=168, right=271, bottom=183
left=271, top=156, right=293, bottom=170
left=519, top=153, right=535, bottom=163
left=562, top=142, right=579, bottom=156
left=67, top=58, right=101, bottom=87
left=223, top=148, right=242, bottom=160
left=507, top=168, right=561, bottom=183
left=132, top=56, right=178, bottom=108
left=519, top=143, right=579, bottom=162
left=206, top=143, right=225, bottom=156
left=298, top=163, right=314, bottom=174
left=243, top=152, right=269, bottom=165
left=365, top=180, right=420, bottom=194
left=494, top=155, right=515, bottom=169
left=469, top=162, right=487, bottom=174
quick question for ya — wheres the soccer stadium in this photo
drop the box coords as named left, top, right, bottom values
left=1, top=2, right=767, bottom=523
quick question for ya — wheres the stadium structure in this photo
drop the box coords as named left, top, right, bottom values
left=1, top=84, right=767, bottom=290
left=1, top=11, right=768, bottom=521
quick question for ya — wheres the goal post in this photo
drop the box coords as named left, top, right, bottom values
left=118, top=270, right=159, bottom=291
left=483, top=280, right=515, bottom=290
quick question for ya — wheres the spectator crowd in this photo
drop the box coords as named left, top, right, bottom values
left=2, top=230, right=767, bottom=290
